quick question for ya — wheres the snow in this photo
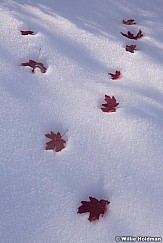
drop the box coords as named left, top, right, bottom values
left=0, top=0, right=163, bottom=242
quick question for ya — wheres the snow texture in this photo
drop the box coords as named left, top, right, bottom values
left=0, top=0, right=163, bottom=242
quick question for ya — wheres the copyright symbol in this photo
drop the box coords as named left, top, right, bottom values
left=115, top=236, right=121, bottom=242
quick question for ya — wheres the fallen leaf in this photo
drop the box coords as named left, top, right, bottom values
left=108, top=70, right=121, bottom=80
left=136, top=29, right=143, bottom=39
left=121, top=29, right=143, bottom=40
left=125, top=44, right=137, bottom=53
left=78, top=197, right=110, bottom=222
left=20, top=30, right=35, bottom=35
left=21, top=60, right=47, bottom=73
left=45, top=131, right=66, bottom=152
left=122, top=19, right=136, bottom=25
left=101, top=95, right=119, bottom=112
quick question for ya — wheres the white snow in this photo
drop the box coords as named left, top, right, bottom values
left=0, top=0, right=163, bottom=242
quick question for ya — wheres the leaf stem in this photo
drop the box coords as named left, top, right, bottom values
left=36, top=48, right=41, bottom=62
left=61, top=129, right=68, bottom=137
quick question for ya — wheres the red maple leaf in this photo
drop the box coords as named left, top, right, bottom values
left=101, top=95, right=119, bottom=112
left=125, top=44, right=137, bottom=53
left=21, top=60, right=47, bottom=73
left=136, top=30, right=143, bottom=39
left=45, top=131, right=66, bottom=152
left=122, top=19, right=136, bottom=25
left=78, top=197, right=110, bottom=222
left=20, top=30, right=35, bottom=35
left=121, top=29, right=143, bottom=40
left=108, top=70, right=121, bottom=80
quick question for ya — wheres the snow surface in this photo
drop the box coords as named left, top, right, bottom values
left=0, top=0, right=163, bottom=242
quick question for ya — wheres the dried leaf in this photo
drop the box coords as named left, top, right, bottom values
left=122, top=19, right=136, bottom=25
left=78, top=197, right=110, bottom=222
left=20, top=30, right=35, bottom=35
left=121, top=30, right=143, bottom=40
left=21, top=60, right=47, bottom=73
left=101, top=95, right=119, bottom=112
left=45, top=131, right=66, bottom=152
left=136, top=30, right=143, bottom=39
left=108, top=70, right=121, bottom=80
left=125, top=44, right=137, bottom=53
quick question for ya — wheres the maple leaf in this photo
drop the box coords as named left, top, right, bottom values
left=121, top=29, right=143, bottom=40
left=20, top=30, right=35, bottom=35
left=21, top=60, right=47, bottom=73
left=45, top=131, right=66, bottom=152
left=108, top=70, right=121, bottom=80
left=101, top=95, right=119, bottom=112
left=122, top=19, right=136, bottom=25
left=125, top=44, right=137, bottom=53
left=78, top=197, right=110, bottom=222
left=136, top=29, right=143, bottom=39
